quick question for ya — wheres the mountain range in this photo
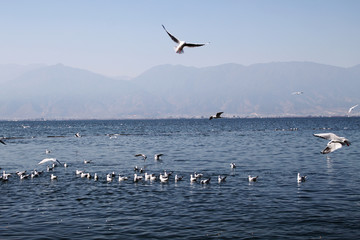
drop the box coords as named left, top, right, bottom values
left=0, top=62, right=359, bottom=120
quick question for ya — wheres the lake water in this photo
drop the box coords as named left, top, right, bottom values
left=1, top=118, right=360, bottom=239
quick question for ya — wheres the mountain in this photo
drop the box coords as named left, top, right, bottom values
left=0, top=64, right=172, bottom=119
left=131, top=62, right=360, bottom=117
left=0, top=62, right=359, bottom=119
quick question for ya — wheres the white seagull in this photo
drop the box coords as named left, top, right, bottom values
left=348, top=104, right=358, bottom=115
left=248, top=175, right=258, bottom=182
left=175, top=175, right=183, bottom=182
left=297, top=173, right=307, bottom=183
left=50, top=174, right=57, bottom=180
left=154, top=154, right=163, bottom=160
left=209, top=112, right=223, bottom=120
left=313, top=133, right=351, bottom=154
left=38, top=158, right=62, bottom=166
left=190, top=174, right=197, bottom=182
left=230, top=162, right=236, bottom=169
left=162, top=25, right=209, bottom=54
left=75, top=132, right=81, bottom=137
left=200, top=177, right=211, bottom=184
left=218, top=175, right=227, bottom=183
left=135, top=154, right=147, bottom=161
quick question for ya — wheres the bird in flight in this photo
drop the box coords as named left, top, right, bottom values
left=209, top=112, right=223, bottom=120
left=348, top=104, right=358, bottom=116
left=162, top=25, right=209, bottom=54
left=313, top=133, right=351, bottom=154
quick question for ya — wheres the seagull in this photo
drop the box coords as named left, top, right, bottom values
left=194, top=172, right=203, bottom=179
left=175, top=175, right=183, bottom=182
left=154, top=154, right=163, bottom=160
left=75, top=132, right=81, bottom=137
left=190, top=174, right=197, bottom=182
left=135, top=154, right=147, bottom=161
left=248, top=175, right=258, bottom=182
left=63, top=163, right=68, bottom=168
left=75, top=170, right=83, bottom=175
left=292, top=91, right=304, bottom=95
left=313, top=133, right=351, bottom=154
left=106, top=173, right=113, bottom=182
left=150, top=174, right=157, bottom=181
left=3, top=171, right=11, bottom=178
left=230, top=163, right=236, bottom=169
left=218, top=175, right=227, bottom=183
left=83, top=160, right=92, bottom=164
left=200, top=177, right=211, bottom=184
left=118, top=175, right=128, bottom=181
left=162, top=25, right=209, bottom=54
left=94, top=173, right=98, bottom=181
left=38, top=158, right=62, bottom=166
left=159, top=174, right=169, bottom=183
left=297, top=173, right=307, bottom=183
left=45, top=149, right=51, bottom=154
left=348, top=104, right=358, bottom=115
left=0, top=139, right=6, bottom=145
left=133, top=174, right=143, bottom=183
left=50, top=174, right=57, bottom=180
left=209, top=112, right=223, bottom=120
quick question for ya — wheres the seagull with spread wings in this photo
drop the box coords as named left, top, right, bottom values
left=313, top=133, right=351, bottom=154
left=162, top=25, right=209, bottom=54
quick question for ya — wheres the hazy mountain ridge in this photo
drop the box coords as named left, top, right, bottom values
left=0, top=62, right=359, bottom=119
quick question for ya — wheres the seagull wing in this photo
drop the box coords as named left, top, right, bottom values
left=313, top=133, right=338, bottom=141
left=162, top=25, right=180, bottom=44
left=348, top=104, right=358, bottom=113
left=216, top=112, right=224, bottom=118
left=38, top=158, right=59, bottom=165
left=0, top=139, right=6, bottom=145
left=183, top=42, right=207, bottom=48
left=321, top=141, right=343, bottom=154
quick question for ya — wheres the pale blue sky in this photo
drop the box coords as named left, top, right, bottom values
left=1, top=0, right=359, bottom=77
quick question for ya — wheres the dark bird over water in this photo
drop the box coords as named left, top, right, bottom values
left=209, top=112, right=223, bottom=120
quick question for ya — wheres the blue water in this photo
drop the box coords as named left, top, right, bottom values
left=1, top=118, right=360, bottom=239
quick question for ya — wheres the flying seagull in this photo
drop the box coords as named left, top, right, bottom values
left=313, top=133, right=351, bottom=154
left=38, top=158, right=62, bottom=165
left=135, top=154, right=147, bottom=161
left=209, top=112, right=223, bottom=120
left=154, top=154, right=163, bottom=160
left=348, top=104, right=358, bottom=115
left=162, top=25, right=209, bottom=54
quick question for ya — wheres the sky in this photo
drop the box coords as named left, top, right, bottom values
left=1, top=0, right=360, bottom=77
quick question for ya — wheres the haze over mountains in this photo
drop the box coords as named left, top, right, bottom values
left=0, top=62, right=359, bottom=120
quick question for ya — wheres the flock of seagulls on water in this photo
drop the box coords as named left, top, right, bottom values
left=0, top=25, right=356, bottom=187
left=0, top=127, right=351, bottom=184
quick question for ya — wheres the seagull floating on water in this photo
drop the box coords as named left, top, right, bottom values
left=50, top=174, right=57, bottom=180
left=200, top=177, right=211, bottom=184
left=209, top=112, right=223, bottom=120
left=297, top=173, right=307, bottom=183
left=230, top=163, right=236, bottom=169
left=175, top=175, right=183, bottom=182
left=190, top=174, right=197, bottom=182
left=248, top=175, right=258, bottom=182
left=162, top=25, right=209, bottom=54
left=84, top=160, right=92, bottom=164
left=218, top=175, right=227, bottom=183
left=75, top=132, right=81, bottom=138
left=313, top=133, right=351, bottom=154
